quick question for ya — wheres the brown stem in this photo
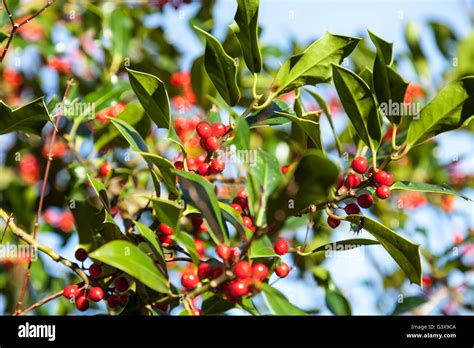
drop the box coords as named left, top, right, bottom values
left=13, top=289, right=63, bottom=316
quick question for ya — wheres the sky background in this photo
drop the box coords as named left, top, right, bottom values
left=2, top=0, right=473, bottom=315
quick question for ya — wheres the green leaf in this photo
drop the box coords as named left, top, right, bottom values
left=392, top=296, right=426, bottom=315
left=275, top=111, right=324, bottom=151
left=261, top=284, right=307, bottom=315
left=194, top=26, right=241, bottom=106
left=87, top=175, right=111, bottom=211
left=391, top=181, right=472, bottom=201
left=271, top=32, right=360, bottom=96
left=249, top=235, right=278, bottom=258
left=247, top=149, right=283, bottom=225
left=202, top=295, right=235, bottom=314
left=0, top=31, right=8, bottom=43
left=139, top=152, right=179, bottom=197
left=311, top=238, right=380, bottom=254
left=405, top=22, right=430, bottom=79
left=219, top=202, right=246, bottom=239
left=325, top=289, right=352, bottom=315
left=428, top=21, right=458, bottom=58
left=175, top=231, right=201, bottom=265
left=109, top=8, right=132, bottom=58
left=332, top=64, right=382, bottom=152
left=176, top=170, right=228, bottom=245
left=0, top=98, right=52, bottom=135
left=90, top=240, right=169, bottom=293
left=228, top=113, right=250, bottom=150
left=127, top=68, right=170, bottom=129
left=406, top=77, right=474, bottom=151
left=191, top=55, right=216, bottom=109
left=232, top=0, right=262, bottom=73
left=345, top=215, right=422, bottom=286
left=266, top=150, right=339, bottom=228
left=70, top=201, right=101, bottom=250
left=245, top=100, right=292, bottom=127
left=134, top=221, right=167, bottom=273
left=150, top=198, right=183, bottom=232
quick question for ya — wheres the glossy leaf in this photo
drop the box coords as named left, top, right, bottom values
left=406, top=77, right=474, bottom=151
left=391, top=181, right=472, bottom=201
left=332, top=64, right=382, bottom=151
left=232, top=0, right=262, bottom=73
left=311, top=238, right=380, bottom=254
left=249, top=235, right=278, bottom=258
left=175, top=231, right=200, bottom=265
left=194, top=26, right=241, bottom=106
left=140, top=152, right=179, bottom=197
left=276, top=111, right=324, bottom=151
left=151, top=198, right=183, bottom=232
left=271, top=32, right=360, bottom=95
left=134, top=221, right=167, bottom=273
left=325, top=289, right=352, bottom=315
left=0, top=98, right=51, bottom=135
left=90, top=240, right=169, bottom=293
left=392, top=296, right=426, bottom=315
left=261, top=284, right=307, bottom=315
left=345, top=215, right=422, bottom=286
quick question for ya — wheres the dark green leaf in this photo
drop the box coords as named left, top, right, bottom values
left=392, top=296, right=426, bottom=315
left=325, top=289, right=352, bottom=315
left=202, top=295, right=235, bottom=314
left=134, top=221, right=167, bottom=273
left=191, top=55, right=216, bottom=109
left=428, top=21, right=458, bottom=59
left=151, top=198, right=183, bottom=232
left=276, top=111, right=324, bottom=151
left=175, top=231, right=201, bottom=265
left=311, top=238, right=380, bottom=254
left=0, top=98, right=51, bottom=135
left=391, top=181, right=472, bottom=201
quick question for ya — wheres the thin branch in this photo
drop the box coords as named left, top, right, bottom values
left=0, top=212, right=13, bottom=243
left=13, top=289, right=64, bottom=316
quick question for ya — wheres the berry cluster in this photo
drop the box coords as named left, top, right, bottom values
left=230, top=188, right=256, bottom=232
left=63, top=249, right=129, bottom=312
left=158, top=223, right=174, bottom=246
left=328, top=156, right=394, bottom=228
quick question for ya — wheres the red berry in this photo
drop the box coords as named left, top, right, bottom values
left=76, top=296, right=89, bottom=311
left=274, top=239, right=289, bottom=256
left=376, top=185, right=391, bottom=199
left=63, top=284, right=80, bottom=299
left=200, top=138, right=209, bottom=151
left=346, top=174, right=361, bottom=188
left=75, top=248, right=88, bottom=262
left=211, top=123, right=226, bottom=137
left=115, top=277, right=129, bottom=292
left=337, top=185, right=349, bottom=196
left=229, top=280, right=249, bottom=297
left=196, top=121, right=212, bottom=139
left=327, top=216, right=340, bottom=228
left=198, top=263, right=211, bottom=279
left=159, top=223, right=174, bottom=236
left=89, top=263, right=102, bottom=278
left=374, top=170, right=389, bottom=186
left=190, top=214, right=203, bottom=227
left=344, top=203, right=360, bottom=215
left=229, top=247, right=241, bottom=262
left=368, top=167, right=375, bottom=177
left=210, top=266, right=224, bottom=279
left=216, top=243, right=231, bottom=260
left=230, top=203, right=243, bottom=214
left=237, top=188, right=248, bottom=200
left=197, top=162, right=210, bottom=176
left=190, top=308, right=202, bottom=316
left=174, top=161, right=184, bottom=170
left=351, top=157, right=368, bottom=174
left=194, top=239, right=206, bottom=257
left=205, top=137, right=220, bottom=152
left=357, top=194, right=374, bottom=208
left=232, top=197, right=247, bottom=209
left=242, top=216, right=253, bottom=229
left=106, top=294, right=120, bottom=308
left=181, top=270, right=200, bottom=290
left=159, top=234, right=173, bottom=245
left=186, top=157, right=198, bottom=171
left=422, top=275, right=433, bottom=288
left=385, top=172, right=394, bottom=186
left=210, top=158, right=225, bottom=174
left=234, top=261, right=252, bottom=279
left=252, top=263, right=268, bottom=281
left=99, top=162, right=112, bottom=177
left=89, top=287, right=104, bottom=302
left=275, top=262, right=290, bottom=278
left=281, top=165, right=289, bottom=174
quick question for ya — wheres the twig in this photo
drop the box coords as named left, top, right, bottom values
left=0, top=0, right=56, bottom=63
left=0, top=212, right=13, bottom=243
left=13, top=289, right=64, bottom=316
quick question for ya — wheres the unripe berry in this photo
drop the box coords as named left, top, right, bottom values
left=376, top=185, right=391, bottom=199
left=196, top=121, right=212, bottom=139
left=229, top=280, right=249, bottom=297
left=99, top=162, right=112, bottom=177
left=346, top=173, right=361, bottom=188
left=89, top=287, right=104, bottom=302
left=181, top=270, right=200, bottom=290
left=75, top=248, right=88, bottom=262
left=337, top=185, right=349, bottom=196
left=159, top=223, right=174, bottom=236
left=197, top=162, right=210, bottom=176
left=374, top=170, right=389, bottom=186
left=210, top=158, right=225, bottom=174
left=205, top=137, right=220, bottom=152
left=252, top=263, right=268, bottom=281
left=351, top=157, right=368, bottom=174
left=198, top=263, right=211, bottom=279
left=174, top=161, right=184, bottom=170
left=216, top=243, right=231, bottom=260
left=274, top=239, right=289, bottom=255
left=357, top=194, right=374, bottom=208
left=344, top=203, right=360, bottom=215
left=275, top=262, right=290, bottom=278
left=63, top=284, right=80, bottom=299
left=327, top=216, right=340, bottom=229
left=89, top=263, right=102, bottom=278
left=75, top=296, right=89, bottom=311
left=234, top=260, right=252, bottom=279
left=242, top=216, right=253, bottom=228
left=211, top=123, right=226, bottom=137
left=114, top=277, right=129, bottom=292
left=194, top=239, right=205, bottom=257
left=230, top=203, right=243, bottom=215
